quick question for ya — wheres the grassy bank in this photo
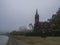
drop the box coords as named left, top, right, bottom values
left=10, top=35, right=60, bottom=45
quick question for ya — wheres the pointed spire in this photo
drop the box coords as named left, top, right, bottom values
left=35, top=9, right=39, bottom=16
left=36, top=9, right=38, bottom=15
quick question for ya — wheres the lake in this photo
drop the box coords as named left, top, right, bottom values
left=0, top=35, right=9, bottom=45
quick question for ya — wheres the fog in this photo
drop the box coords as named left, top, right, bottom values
left=0, top=0, right=60, bottom=32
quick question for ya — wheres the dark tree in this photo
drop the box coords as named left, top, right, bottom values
left=50, top=8, right=60, bottom=30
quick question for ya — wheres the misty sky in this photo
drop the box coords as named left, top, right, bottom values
left=0, top=0, right=60, bottom=32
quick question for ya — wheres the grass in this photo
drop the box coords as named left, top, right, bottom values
left=10, top=35, right=60, bottom=45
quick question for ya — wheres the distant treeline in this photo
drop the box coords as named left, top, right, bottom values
left=10, top=30, right=60, bottom=37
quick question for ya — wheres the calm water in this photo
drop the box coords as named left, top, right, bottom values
left=0, top=35, right=9, bottom=45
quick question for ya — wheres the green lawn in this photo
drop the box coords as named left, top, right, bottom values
left=11, top=35, right=60, bottom=45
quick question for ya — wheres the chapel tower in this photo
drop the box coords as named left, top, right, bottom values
left=34, top=9, right=39, bottom=32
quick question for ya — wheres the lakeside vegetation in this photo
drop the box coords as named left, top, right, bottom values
left=10, top=35, right=60, bottom=45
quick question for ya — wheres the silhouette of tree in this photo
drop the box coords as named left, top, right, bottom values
left=29, top=23, right=33, bottom=31
left=50, top=8, right=60, bottom=29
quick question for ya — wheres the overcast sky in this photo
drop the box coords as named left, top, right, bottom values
left=0, top=0, right=60, bottom=32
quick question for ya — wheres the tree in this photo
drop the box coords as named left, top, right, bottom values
left=29, top=23, right=33, bottom=31
left=19, top=26, right=27, bottom=32
left=50, top=8, right=60, bottom=29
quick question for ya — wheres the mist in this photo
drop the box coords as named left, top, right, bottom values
left=0, top=0, right=60, bottom=32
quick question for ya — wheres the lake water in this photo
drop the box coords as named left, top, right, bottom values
left=0, top=35, right=9, bottom=45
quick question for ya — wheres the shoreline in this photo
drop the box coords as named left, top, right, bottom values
left=7, top=35, right=60, bottom=45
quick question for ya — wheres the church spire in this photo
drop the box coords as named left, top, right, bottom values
left=35, top=9, right=39, bottom=23
left=34, top=9, right=39, bottom=32
left=36, top=9, right=38, bottom=15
